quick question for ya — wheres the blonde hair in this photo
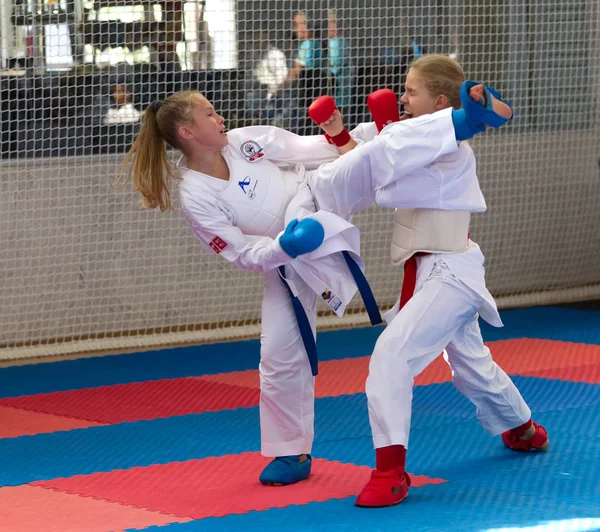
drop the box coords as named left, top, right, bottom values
left=409, top=54, right=465, bottom=110
left=118, top=90, right=206, bottom=211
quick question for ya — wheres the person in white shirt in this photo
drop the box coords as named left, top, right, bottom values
left=104, top=83, right=141, bottom=125
left=118, top=83, right=510, bottom=488
left=243, top=28, right=289, bottom=116
left=255, top=45, right=289, bottom=100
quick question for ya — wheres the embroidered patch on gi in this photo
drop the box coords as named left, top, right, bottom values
left=209, top=236, right=228, bottom=254
left=238, top=176, right=258, bottom=199
left=321, top=289, right=342, bottom=312
left=240, top=140, right=265, bottom=163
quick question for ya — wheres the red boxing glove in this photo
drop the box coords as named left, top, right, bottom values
left=367, top=89, right=401, bottom=132
left=308, top=95, right=337, bottom=124
left=308, top=95, right=351, bottom=147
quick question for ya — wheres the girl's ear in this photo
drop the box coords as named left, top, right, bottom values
left=179, top=125, right=195, bottom=140
left=435, top=93, right=449, bottom=110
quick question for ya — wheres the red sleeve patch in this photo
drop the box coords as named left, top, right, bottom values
left=209, top=236, right=228, bottom=254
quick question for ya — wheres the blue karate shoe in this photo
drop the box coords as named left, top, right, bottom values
left=259, top=455, right=312, bottom=486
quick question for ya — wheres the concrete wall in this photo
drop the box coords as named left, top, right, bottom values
left=1, top=128, right=599, bottom=350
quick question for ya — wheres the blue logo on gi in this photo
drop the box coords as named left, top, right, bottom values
left=238, top=176, right=257, bottom=199
left=322, top=289, right=342, bottom=312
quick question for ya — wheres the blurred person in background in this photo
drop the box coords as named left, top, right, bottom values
left=104, top=83, right=141, bottom=125
left=327, top=9, right=355, bottom=127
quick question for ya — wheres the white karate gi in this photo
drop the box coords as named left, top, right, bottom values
left=178, top=109, right=464, bottom=456
left=351, top=135, right=532, bottom=450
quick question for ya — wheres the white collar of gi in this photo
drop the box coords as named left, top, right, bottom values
left=176, top=153, right=231, bottom=186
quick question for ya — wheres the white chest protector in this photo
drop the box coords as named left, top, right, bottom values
left=391, top=208, right=471, bottom=265
left=219, top=148, right=300, bottom=239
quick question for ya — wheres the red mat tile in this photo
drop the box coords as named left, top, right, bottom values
left=523, top=363, right=600, bottom=384
left=2, top=339, right=596, bottom=437
left=316, top=355, right=452, bottom=394
left=203, top=356, right=450, bottom=396
left=0, top=484, right=189, bottom=532
left=34, top=453, right=445, bottom=519
left=204, top=357, right=376, bottom=397
left=414, top=339, right=600, bottom=386
left=0, top=405, right=106, bottom=439
left=202, top=369, right=261, bottom=390
left=490, top=339, right=600, bottom=374
left=316, top=356, right=370, bottom=396
left=386, top=338, right=600, bottom=386
left=415, top=356, right=453, bottom=386
left=205, top=339, right=600, bottom=396
left=0, top=378, right=260, bottom=424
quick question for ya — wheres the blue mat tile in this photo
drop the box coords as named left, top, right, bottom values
left=131, top=482, right=600, bottom=532
left=1, top=307, right=598, bottom=399
left=454, top=458, right=600, bottom=507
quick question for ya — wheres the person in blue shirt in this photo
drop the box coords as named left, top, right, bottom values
left=271, top=11, right=329, bottom=133
left=327, top=10, right=355, bottom=126
left=273, top=11, right=327, bottom=94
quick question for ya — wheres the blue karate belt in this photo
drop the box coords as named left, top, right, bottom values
left=278, top=252, right=382, bottom=377
left=341, top=251, right=383, bottom=327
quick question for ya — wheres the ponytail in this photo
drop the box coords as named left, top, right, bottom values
left=117, top=90, right=206, bottom=211
left=117, top=103, right=177, bottom=211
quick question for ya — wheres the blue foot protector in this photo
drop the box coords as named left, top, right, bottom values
left=259, top=455, right=312, bottom=485
left=460, top=80, right=513, bottom=128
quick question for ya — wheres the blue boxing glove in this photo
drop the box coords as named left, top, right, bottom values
left=460, top=80, right=513, bottom=129
left=279, top=218, right=325, bottom=258
left=451, top=108, right=486, bottom=141
left=452, top=80, right=514, bottom=141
